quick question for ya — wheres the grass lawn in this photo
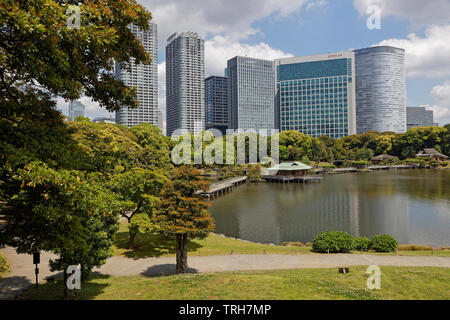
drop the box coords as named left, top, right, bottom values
left=114, top=222, right=450, bottom=258
left=21, top=266, right=450, bottom=300
left=113, top=222, right=311, bottom=258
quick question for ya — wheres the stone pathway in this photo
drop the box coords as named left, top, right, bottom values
left=1, top=246, right=450, bottom=300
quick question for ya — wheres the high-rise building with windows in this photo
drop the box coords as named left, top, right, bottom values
left=69, top=100, right=86, bottom=121
left=354, top=46, right=406, bottom=134
left=157, top=108, right=164, bottom=134
left=407, top=107, right=437, bottom=130
left=275, top=51, right=357, bottom=138
left=115, top=22, right=158, bottom=127
left=166, top=32, right=205, bottom=136
left=205, top=76, right=228, bottom=135
left=228, top=56, right=275, bottom=131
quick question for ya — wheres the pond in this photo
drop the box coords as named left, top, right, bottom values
left=208, top=170, right=450, bottom=247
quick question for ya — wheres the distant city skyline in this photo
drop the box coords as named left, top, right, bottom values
left=57, top=0, right=450, bottom=127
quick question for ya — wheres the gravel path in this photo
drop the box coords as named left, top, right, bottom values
left=1, top=246, right=450, bottom=299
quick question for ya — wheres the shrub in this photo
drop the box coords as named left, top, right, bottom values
left=355, top=236, right=371, bottom=251
left=305, top=242, right=313, bottom=248
left=370, top=234, right=398, bottom=252
left=441, top=162, right=449, bottom=167
left=398, top=244, right=432, bottom=251
left=312, top=231, right=355, bottom=253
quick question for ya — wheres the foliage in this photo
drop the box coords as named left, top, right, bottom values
left=398, top=244, right=432, bottom=251
left=0, top=252, right=9, bottom=275
left=352, top=161, right=369, bottom=168
left=108, top=168, right=167, bottom=248
left=154, top=166, right=215, bottom=273
left=0, top=0, right=152, bottom=111
left=312, top=231, right=356, bottom=253
left=370, top=234, right=398, bottom=253
left=354, top=237, right=371, bottom=251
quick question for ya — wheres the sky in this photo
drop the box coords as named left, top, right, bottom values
left=57, top=0, right=450, bottom=126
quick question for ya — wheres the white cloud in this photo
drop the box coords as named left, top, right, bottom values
left=420, top=81, right=450, bottom=126
left=56, top=96, right=113, bottom=120
left=142, top=0, right=316, bottom=45
left=205, top=36, right=293, bottom=76
left=353, top=0, right=450, bottom=27
left=158, top=61, right=166, bottom=113
left=376, top=24, right=450, bottom=78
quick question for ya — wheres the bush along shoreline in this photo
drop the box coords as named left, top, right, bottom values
left=311, top=232, right=399, bottom=253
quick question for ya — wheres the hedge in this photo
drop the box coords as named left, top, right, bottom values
left=370, top=234, right=398, bottom=252
left=355, top=236, right=371, bottom=251
left=312, top=231, right=355, bottom=253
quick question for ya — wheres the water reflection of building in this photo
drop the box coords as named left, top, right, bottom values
left=210, top=173, right=413, bottom=245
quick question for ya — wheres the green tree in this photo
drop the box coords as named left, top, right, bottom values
left=109, top=168, right=166, bottom=248
left=154, top=166, right=215, bottom=274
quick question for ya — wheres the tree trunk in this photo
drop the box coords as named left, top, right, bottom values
left=176, top=234, right=189, bottom=274
left=128, top=229, right=137, bottom=249
left=63, top=266, right=69, bottom=299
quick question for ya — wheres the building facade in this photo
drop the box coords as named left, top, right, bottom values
left=205, top=76, right=228, bottom=135
left=93, top=116, right=115, bottom=124
left=158, top=108, right=164, bottom=134
left=115, top=22, right=158, bottom=127
left=275, top=51, right=357, bottom=138
left=228, top=56, right=275, bottom=131
left=354, top=46, right=406, bottom=134
left=406, top=107, right=437, bottom=130
left=166, top=32, right=205, bottom=136
left=69, top=100, right=85, bottom=121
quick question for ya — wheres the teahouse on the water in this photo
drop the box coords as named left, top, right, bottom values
left=268, top=161, right=312, bottom=177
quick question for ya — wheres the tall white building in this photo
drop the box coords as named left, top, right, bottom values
left=354, top=46, right=406, bottom=134
left=115, top=22, right=158, bottom=127
left=166, top=32, right=205, bottom=136
left=69, top=100, right=85, bottom=121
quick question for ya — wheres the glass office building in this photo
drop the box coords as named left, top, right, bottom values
left=69, top=100, right=85, bottom=121
left=354, top=46, right=406, bottom=134
left=275, top=52, right=357, bottom=138
left=205, top=76, right=228, bottom=135
left=115, top=23, right=158, bottom=127
left=406, top=107, right=437, bottom=130
left=228, top=57, right=275, bottom=131
left=166, top=32, right=205, bottom=136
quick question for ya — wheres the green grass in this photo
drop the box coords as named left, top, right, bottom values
left=21, top=266, right=450, bottom=300
left=113, top=222, right=311, bottom=258
left=114, top=222, right=450, bottom=258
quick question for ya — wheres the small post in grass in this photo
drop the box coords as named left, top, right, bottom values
left=33, top=251, right=40, bottom=288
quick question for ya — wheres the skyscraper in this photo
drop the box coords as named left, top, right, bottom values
left=354, top=46, right=406, bottom=134
left=205, top=76, right=228, bottom=135
left=406, top=107, right=437, bottom=130
left=275, top=51, right=357, bottom=138
left=166, top=32, right=205, bottom=136
left=69, top=100, right=85, bottom=121
left=115, top=22, right=158, bottom=127
left=158, top=108, right=164, bottom=134
left=228, top=56, right=275, bottom=131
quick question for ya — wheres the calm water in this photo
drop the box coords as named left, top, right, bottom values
left=209, top=170, right=450, bottom=247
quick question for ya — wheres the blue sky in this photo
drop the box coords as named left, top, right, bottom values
left=62, top=0, right=450, bottom=126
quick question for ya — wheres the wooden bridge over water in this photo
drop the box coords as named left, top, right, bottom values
left=198, top=176, right=248, bottom=199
